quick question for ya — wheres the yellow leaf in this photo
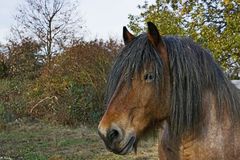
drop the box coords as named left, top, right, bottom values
left=224, top=0, right=230, bottom=5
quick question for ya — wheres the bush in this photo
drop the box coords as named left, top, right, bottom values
left=0, top=79, right=30, bottom=123
left=0, top=50, right=8, bottom=78
left=26, top=39, right=121, bottom=125
left=6, top=38, right=42, bottom=79
left=0, top=61, right=8, bottom=78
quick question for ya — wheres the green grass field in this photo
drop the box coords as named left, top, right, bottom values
left=0, top=120, right=158, bottom=160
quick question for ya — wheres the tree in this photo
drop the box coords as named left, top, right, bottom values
left=128, top=0, right=240, bottom=79
left=128, top=0, right=185, bottom=35
left=12, top=0, right=83, bottom=64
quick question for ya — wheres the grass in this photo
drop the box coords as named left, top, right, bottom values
left=0, top=120, right=158, bottom=160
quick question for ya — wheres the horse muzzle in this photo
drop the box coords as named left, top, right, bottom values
left=98, top=124, right=136, bottom=155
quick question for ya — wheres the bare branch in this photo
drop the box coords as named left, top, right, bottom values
left=12, top=0, right=83, bottom=64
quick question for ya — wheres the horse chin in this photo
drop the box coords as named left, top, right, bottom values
left=112, top=136, right=137, bottom=155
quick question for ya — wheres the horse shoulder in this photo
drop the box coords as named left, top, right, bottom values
left=159, top=90, right=240, bottom=160
left=179, top=90, right=240, bottom=160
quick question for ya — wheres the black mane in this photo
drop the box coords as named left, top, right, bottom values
left=165, top=36, right=240, bottom=136
left=105, top=33, right=240, bottom=136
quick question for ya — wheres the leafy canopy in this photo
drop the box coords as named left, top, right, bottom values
left=128, top=0, right=240, bottom=79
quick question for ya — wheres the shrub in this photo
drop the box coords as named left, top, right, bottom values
left=0, top=48, right=8, bottom=78
left=0, top=79, right=29, bottom=123
left=26, top=39, right=121, bottom=125
left=6, top=38, right=42, bottom=79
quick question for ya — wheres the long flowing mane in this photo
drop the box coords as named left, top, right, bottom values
left=105, top=33, right=240, bottom=137
left=164, top=36, right=240, bottom=136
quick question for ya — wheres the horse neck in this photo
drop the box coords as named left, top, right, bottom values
left=178, top=89, right=240, bottom=159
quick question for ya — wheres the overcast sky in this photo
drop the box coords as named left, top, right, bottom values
left=0, top=0, right=155, bottom=44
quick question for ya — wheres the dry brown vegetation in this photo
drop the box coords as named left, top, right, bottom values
left=0, top=39, right=121, bottom=126
left=0, top=120, right=158, bottom=160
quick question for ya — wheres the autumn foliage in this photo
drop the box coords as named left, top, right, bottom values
left=0, top=39, right=121, bottom=126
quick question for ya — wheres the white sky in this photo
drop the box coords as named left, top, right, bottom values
left=0, top=0, right=155, bottom=44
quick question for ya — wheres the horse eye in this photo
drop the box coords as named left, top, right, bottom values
left=144, top=73, right=155, bottom=82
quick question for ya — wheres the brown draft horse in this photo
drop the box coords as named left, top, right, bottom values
left=98, top=22, right=240, bottom=160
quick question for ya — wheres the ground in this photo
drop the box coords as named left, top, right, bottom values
left=0, top=119, right=158, bottom=160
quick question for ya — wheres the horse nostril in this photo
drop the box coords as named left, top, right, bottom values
left=107, top=129, right=120, bottom=143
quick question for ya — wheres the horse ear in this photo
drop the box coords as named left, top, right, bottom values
left=123, top=26, right=135, bottom=45
left=147, top=22, right=164, bottom=47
